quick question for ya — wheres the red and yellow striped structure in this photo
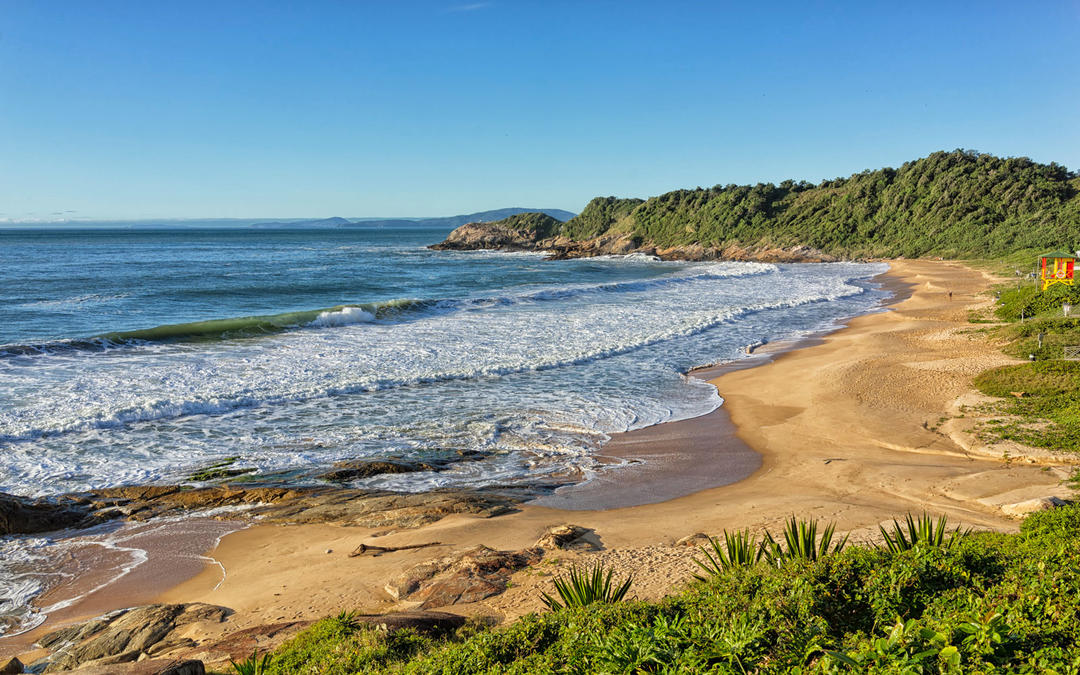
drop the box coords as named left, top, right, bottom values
left=1039, top=251, right=1076, bottom=291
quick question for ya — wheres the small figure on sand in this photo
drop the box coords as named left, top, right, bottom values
left=947, top=290, right=953, bottom=301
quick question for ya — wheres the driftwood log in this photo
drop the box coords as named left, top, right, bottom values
left=349, top=541, right=442, bottom=557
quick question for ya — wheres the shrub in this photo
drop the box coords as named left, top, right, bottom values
left=540, top=562, right=633, bottom=611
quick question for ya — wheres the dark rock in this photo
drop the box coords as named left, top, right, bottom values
left=0, top=491, right=92, bottom=535
left=354, top=610, right=466, bottom=634
left=318, top=460, right=430, bottom=482
left=154, top=659, right=206, bottom=675
left=388, top=545, right=541, bottom=608
left=0, top=657, right=23, bottom=674
left=63, top=659, right=206, bottom=675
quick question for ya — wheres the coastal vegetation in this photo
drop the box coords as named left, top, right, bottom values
left=460, top=150, right=1079, bottom=259
left=232, top=506, right=1080, bottom=674
left=968, top=282, right=1080, bottom=453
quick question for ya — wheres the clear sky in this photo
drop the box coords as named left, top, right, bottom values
left=1, top=1, right=1078, bottom=221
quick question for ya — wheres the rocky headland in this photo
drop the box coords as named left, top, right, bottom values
left=429, top=213, right=841, bottom=263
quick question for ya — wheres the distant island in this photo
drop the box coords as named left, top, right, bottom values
left=433, top=150, right=1080, bottom=261
left=251, top=207, right=576, bottom=230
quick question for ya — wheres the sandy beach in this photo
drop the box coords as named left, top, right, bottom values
left=8, top=259, right=1075, bottom=666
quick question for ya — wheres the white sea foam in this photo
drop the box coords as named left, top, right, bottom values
left=309, top=306, right=376, bottom=327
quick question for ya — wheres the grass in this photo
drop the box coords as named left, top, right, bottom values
left=229, top=506, right=1080, bottom=674
left=973, top=360, right=1080, bottom=452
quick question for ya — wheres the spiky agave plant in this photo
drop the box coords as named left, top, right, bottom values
left=879, top=513, right=967, bottom=553
left=541, top=562, right=633, bottom=610
left=760, top=516, right=848, bottom=565
left=230, top=649, right=271, bottom=675
left=692, top=529, right=762, bottom=580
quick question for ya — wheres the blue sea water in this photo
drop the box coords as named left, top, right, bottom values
left=0, top=226, right=890, bottom=498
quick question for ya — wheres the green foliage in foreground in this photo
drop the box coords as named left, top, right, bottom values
left=973, top=360, right=1080, bottom=453
left=251, top=506, right=1080, bottom=674
left=507, top=150, right=1080, bottom=258
left=540, top=562, right=634, bottom=611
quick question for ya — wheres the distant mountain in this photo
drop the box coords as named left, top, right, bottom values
left=245, top=208, right=576, bottom=230
left=249, top=216, right=353, bottom=229
left=345, top=208, right=577, bottom=229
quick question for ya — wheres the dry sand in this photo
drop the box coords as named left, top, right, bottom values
left=10, top=259, right=1077, bottom=663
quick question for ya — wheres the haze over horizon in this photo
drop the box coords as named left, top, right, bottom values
left=1, top=0, right=1077, bottom=221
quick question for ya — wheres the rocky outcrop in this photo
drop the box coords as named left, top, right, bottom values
left=36, top=603, right=228, bottom=672
left=317, top=459, right=433, bottom=482
left=0, top=657, right=23, bottom=674
left=429, top=221, right=842, bottom=263
left=0, top=492, right=94, bottom=536
left=1, top=485, right=521, bottom=537
left=429, top=213, right=562, bottom=252
left=1002, top=496, right=1069, bottom=517
left=387, top=545, right=542, bottom=608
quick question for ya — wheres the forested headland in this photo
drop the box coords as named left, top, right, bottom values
left=436, top=150, right=1080, bottom=260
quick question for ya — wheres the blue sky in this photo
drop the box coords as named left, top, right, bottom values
left=1, top=1, right=1077, bottom=220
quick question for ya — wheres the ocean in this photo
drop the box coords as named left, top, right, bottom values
left=0, top=225, right=889, bottom=636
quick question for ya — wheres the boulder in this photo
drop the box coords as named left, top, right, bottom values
left=0, top=491, right=92, bottom=535
left=1002, top=496, right=1069, bottom=517
left=675, top=532, right=712, bottom=547
left=0, top=657, right=23, bottom=674
left=38, top=603, right=228, bottom=672
left=387, top=545, right=541, bottom=608
left=317, top=460, right=431, bottom=482
left=534, top=524, right=601, bottom=551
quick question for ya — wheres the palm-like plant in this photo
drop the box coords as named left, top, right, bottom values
left=230, top=649, right=271, bottom=675
left=692, top=529, right=762, bottom=580
left=541, top=562, right=633, bottom=610
left=760, top=516, right=848, bottom=565
left=879, top=513, right=967, bottom=553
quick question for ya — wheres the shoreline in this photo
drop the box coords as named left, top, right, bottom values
left=531, top=265, right=914, bottom=511
left=7, top=259, right=1075, bottom=667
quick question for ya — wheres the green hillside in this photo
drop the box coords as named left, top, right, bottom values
left=548, top=150, right=1079, bottom=258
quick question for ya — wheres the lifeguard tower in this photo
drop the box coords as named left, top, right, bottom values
left=1038, top=251, right=1076, bottom=291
